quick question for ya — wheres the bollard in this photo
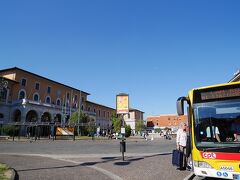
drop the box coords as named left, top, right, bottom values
left=120, top=140, right=126, bottom=161
left=120, top=141, right=126, bottom=152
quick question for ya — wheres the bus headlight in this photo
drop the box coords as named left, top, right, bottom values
left=193, top=161, right=213, bottom=169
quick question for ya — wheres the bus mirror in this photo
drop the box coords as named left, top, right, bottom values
left=177, top=97, right=187, bottom=116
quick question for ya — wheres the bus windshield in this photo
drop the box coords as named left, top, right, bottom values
left=193, top=99, right=240, bottom=150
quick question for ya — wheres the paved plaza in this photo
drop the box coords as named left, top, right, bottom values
left=0, top=137, right=192, bottom=180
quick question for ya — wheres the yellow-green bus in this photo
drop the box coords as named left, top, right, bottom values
left=177, top=81, right=240, bottom=179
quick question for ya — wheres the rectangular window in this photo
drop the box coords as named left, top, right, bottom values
left=35, top=82, right=40, bottom=90
left=0, top=89, right=7, bottom=101
left=21, top=78, right=26, bottom=86
left=57, top=90, right=61, bottom=97
left=47, top=86, right=51, bottom=94
left=74, top=95, right=78, bottom=102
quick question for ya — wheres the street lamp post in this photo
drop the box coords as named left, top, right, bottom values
left=116, top=93, right=129, bottom=161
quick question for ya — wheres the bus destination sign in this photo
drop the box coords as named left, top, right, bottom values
left=201, top=88, right=240, bottom=100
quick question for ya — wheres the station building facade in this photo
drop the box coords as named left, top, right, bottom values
left=86, top=101, right=115, bottom=133
left=123, top=108, right=144, bottom=135
left=0, top=67, right=115, bottom=136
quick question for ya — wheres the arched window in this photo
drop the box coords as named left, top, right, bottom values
left=13, top=109, right=21, bottom=122
left=33, top=93, right=39, bottom=101
left=18, top=90, right=26, bottom=100
left=45, top=96, right=51, bottom=104
left=56, top=99, right=61, bottom=106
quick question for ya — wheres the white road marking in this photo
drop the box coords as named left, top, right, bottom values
left=0, top=153, right=123, bottom=180
left=51, top=157, right=123, bottom=180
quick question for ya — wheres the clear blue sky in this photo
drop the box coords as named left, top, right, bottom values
left=0, top=1, right=240, bottom=118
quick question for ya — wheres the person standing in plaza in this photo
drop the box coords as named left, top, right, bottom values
left=176, top=122, right=187, bottom=170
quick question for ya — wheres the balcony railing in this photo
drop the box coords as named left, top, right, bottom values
left=12, top=98, right=97, bottom=116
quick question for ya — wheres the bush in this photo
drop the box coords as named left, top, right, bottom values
left=155, top=128, right=161, bottom=133
left=125, top=125, right=131, bottom=137
left=0, top=125, right=18, bottom=136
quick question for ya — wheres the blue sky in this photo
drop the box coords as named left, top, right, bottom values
left=0, top=1, right=240, bottom=118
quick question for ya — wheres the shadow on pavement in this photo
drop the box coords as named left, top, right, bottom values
left=17, top=164, right=83, bottom=172
left=114, top=161, right=130, bottom=166
left=14, top=169, right=19, bottom=180
left=101, top=157, right=118, bottom=160
left=16, top=153, right=173, bottom=172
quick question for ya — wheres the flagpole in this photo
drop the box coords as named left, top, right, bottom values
left=61, top=95, right=65, bottom=127
left=78, top=90, right=81, bottom=136
left=70, top=90, right=73, bottom=117
left=65, top=92, right=67, bottom=126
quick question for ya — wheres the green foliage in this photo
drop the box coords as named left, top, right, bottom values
left=69, top=112, right=79, bottom=124
left=69, top=112, right=96, bottom=136
left=112, top=113, right=121, bottom=133
left=135, top=120, right=145, bottom=133
left=155, top=128, right=161, bottom=133
left=86, top=117, right=96, bottom=135
left=124, top=124, right=131, bottom=137
left=0, top=163, right=9, bottom=180
left=0, top=125, right=18, bottom=136
left=69, top=112, right=89, bottom=124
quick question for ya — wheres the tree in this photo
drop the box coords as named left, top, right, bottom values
left=69, top=112, right=79, bottom=124
left=112, top=113, right=122, bottom=133
left=155, top=128, right=161, bottom=133
left=124, top=124, right=131, bottom=137
left=135, top=120, right=145, bottom=134
left=69, top=112, right=89, bottom=124
left=86, top=117, right=96, bottom=136
left=69, top=112, right=95, bottom=136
